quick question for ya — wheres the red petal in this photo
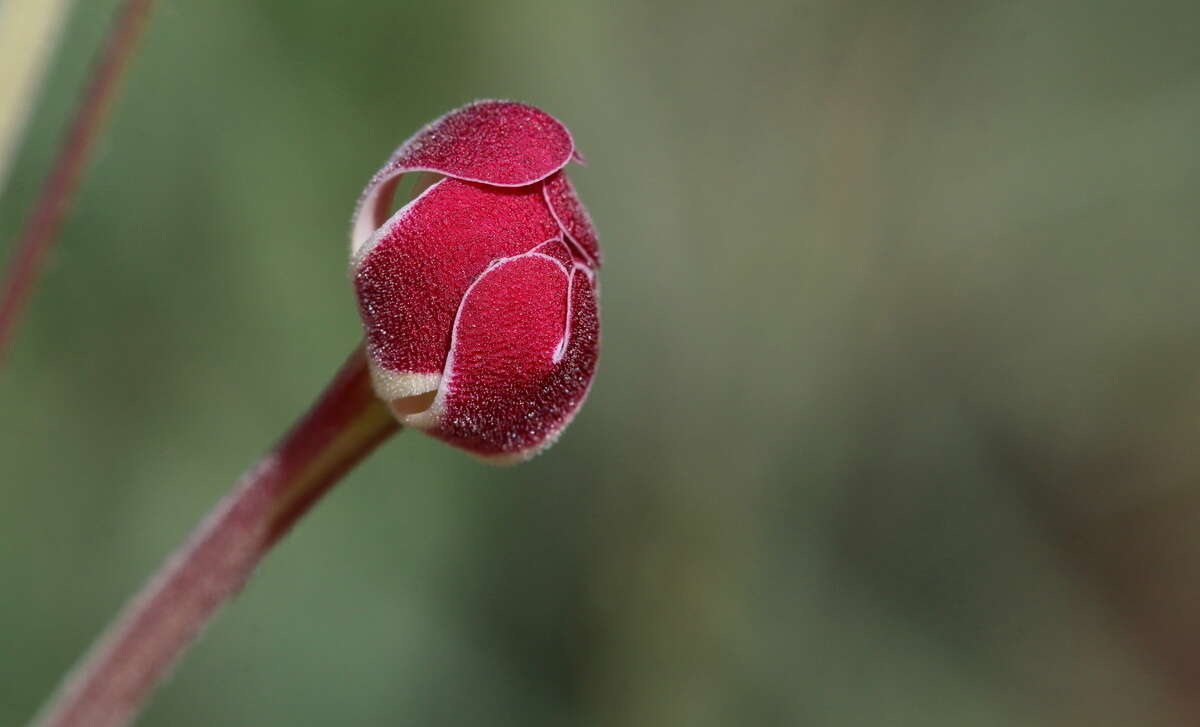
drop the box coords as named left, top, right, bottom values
left=543, top=171, right=601, bottom=267
left=531, top=237, right=575, bottom=269
left=352, top=101, right=574, bottom=249
left=353, top=178, right=560, bottom=390
left=409, top=253, right=599, bottom=462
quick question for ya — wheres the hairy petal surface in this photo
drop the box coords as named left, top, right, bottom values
left=531, top=237, right=576, bottom=268
left=354, top=178, right=559, bottom=394
left=407, top=252, right=599, bottom=463
left=352, top=101, right=574, bottom=248
left=543, top=171, right=601, bottom=267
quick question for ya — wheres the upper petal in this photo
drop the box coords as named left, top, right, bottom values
left=353, top=177, right=561, bottom=390
left=352, top=101, right=575, bottom=249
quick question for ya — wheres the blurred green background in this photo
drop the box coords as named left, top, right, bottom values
left=4, top=1, right=1200, bottom=724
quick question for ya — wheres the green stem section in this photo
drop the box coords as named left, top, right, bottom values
left=30, top=344, right=399, bottom=727
left=0, top=0, right=154, bottom=365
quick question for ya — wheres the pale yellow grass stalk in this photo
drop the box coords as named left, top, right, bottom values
left=0, top=0, right=74, bottom=195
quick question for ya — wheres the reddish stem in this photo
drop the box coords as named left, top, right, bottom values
left=30, top=344, right=399, bottom=727
left=0, top=0, right=154, bottom=365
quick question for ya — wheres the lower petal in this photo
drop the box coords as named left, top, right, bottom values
left=405, top=252, right=599, bottom=462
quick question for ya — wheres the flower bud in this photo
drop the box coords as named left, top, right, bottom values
left=350, top=101, right=600, bottom=463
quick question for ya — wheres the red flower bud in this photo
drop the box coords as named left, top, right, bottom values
left=350, top=101, right=600, bottom=463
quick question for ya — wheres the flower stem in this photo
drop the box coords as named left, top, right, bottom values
left=29, top=344, right=399, bottom=727
left=0, top=0, right=154, bottom=366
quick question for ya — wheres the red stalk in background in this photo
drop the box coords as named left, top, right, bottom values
left=0, top=0, right=154, bottom=365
